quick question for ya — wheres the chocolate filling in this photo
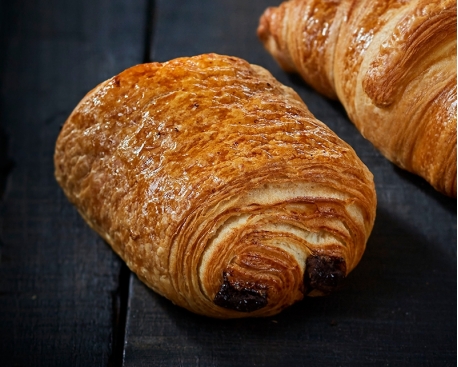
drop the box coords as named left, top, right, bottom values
left=213, top=275, right=268, bottom=312
left=304, top=255, right=346, bottom=295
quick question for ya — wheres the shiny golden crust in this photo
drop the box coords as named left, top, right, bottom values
left=258, top=0, right=457, bottom=196
left=54, top=54, right=376, bottom=318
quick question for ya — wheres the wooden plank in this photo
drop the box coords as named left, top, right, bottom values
left=123, top=0, right=457, bottom=366
left=0, top=0, right=148, bottom=365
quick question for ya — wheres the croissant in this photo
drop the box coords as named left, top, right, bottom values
left=54, top=53, right=376, bottom=318
left=258, top=0, right=457, bottom=197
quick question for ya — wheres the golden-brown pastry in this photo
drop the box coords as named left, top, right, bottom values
left=258, top=0, right=457, bottom=197
left=54, top=53, right=376, bottom=318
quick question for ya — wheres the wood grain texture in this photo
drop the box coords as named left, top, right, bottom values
left=123, top=0, right=456, bottom=365
left=0, top=0, right=147, bottom=365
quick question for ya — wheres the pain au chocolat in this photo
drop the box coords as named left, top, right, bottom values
left=54, top=54, right=376, bottom=318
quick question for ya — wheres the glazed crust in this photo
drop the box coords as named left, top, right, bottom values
left=258, top=0, right=457, bottom=197
left=54, top=54, right=376, bottom=318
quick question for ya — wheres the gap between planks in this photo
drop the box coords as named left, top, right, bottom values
left=108, top=0, right=157, bottom=366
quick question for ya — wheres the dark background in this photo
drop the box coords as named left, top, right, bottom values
left=0, top=0, right=456, bottom=366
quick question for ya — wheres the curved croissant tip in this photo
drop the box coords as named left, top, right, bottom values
left=257, top=7, right=275, bottom=42
left=213, top=274, right=268, bottom=312
left=304, top=255, right=347, bottom=295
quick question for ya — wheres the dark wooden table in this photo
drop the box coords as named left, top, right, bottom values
left=0, top=0, right=456, bottom=366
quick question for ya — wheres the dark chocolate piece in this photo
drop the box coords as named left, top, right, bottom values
left=214, top=275, right=268, bottom=312
left=304, top=255, right=346, bottom=294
